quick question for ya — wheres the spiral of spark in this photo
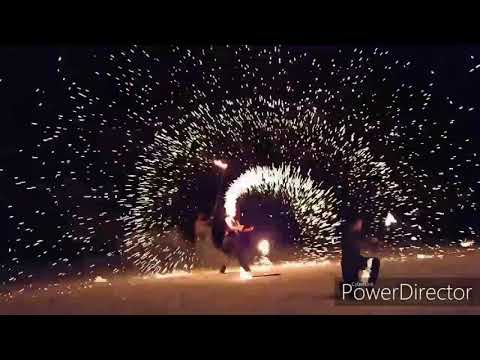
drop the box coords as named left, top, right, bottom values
left=224, top=164, right=340, bottom=258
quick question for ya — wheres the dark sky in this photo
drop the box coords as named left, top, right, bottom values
left=2, top=45, right=480, bottom=145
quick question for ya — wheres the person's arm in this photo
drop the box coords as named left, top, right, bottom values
left=241, top=225, right=254, bottom=232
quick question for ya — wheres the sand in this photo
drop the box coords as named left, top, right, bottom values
left=1, top=250, right=480, bottom=315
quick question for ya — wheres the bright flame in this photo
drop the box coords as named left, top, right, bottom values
left=385, top=212, right=397, bottom=227
left=239, top=267, right=253, bottom=281
left=213, top=159, right=228, bottom=170
left=257, top=239, right=270, bottom=256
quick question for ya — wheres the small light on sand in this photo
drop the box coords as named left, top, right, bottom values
left=152, top=271, right=191, bottom=279
left=417, top=254, right=434, bottom=259
left=94, top=276, right=108, bottom=283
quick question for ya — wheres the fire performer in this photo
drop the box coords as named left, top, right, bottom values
left=194, top=211, right=255, bottom=277
left=341, top=216, right=381, bottom=288
left=219, top=216, right=255, bottom=275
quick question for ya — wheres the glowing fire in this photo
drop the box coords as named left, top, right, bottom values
left=257, top=239, right=270, bottom=256
left=213, top=159, right=228, bottom=170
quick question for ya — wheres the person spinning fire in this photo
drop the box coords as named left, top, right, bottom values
left=219, top=216, right=255, bottom=275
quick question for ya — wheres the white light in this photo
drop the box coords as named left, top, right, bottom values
left=385, top=212, right=397, bottom=227
left=460, top=239, right=474, bottom=248
left=240, top=267, right=253, bottom=281
left=213, top=159, right=228, bottom=170
left=257, top=239, right=270, bottom=256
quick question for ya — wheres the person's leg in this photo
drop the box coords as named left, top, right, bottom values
left=219, top=264, right=227, bottom=273
left=341, top=258, right=358, bottom=284
left=341, top=258, right=358, bottom=300
left=368, top=257, right=381, bottom=285
left=222, top=235, right=234, bottom=255
left=218, top=248, right=232, bottom=274
left=219, top=235, right=232, bottom=273
left=359, top=256, right=368, bottom=271
left=239, top=233, right=255, bottom=272
left=237, top=250, right=251, bottom=272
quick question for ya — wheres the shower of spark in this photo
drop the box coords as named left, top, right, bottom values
left=2, top=44, right=479, bottom=289
left=224, top=165, right=340, bottom=258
